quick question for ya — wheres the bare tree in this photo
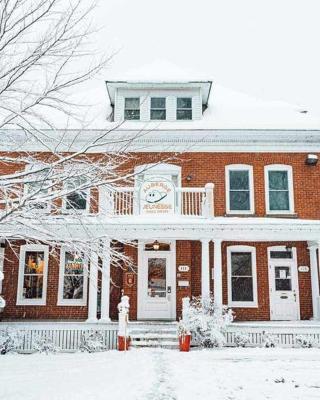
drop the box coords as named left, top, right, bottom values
left=0, top=0, right=146, bottom=306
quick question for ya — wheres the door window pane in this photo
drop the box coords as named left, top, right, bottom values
left=231, top=252, right=254, bottom=302
left=23, top=251, right=45, bottom=299
left=270, top=251, right=292, bottom=259
left=268, top=170, right=290, bottom=211
left=275, top=266, right=292, bottom=291
left=148, top=258, right=166, bottom=298
left=229, top=170, right=250, bottom=211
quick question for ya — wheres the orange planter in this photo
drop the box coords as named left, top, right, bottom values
left=179, top=334, right=191, bottom=352
left=118, top=336, right=131, bottom=351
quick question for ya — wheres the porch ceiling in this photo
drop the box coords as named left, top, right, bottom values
left=2, top=216, right=320, bottom=242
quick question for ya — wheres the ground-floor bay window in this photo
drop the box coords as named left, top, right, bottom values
left=16, top=245, right=49, bottom=305
left=227, top=245, right=258, bottom=308
left=58, top=249, right=88, bottom=306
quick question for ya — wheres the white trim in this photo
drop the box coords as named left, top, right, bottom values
left=57, top=248, right=88, bottom=306
left=16, top=244, right=49, bottom=306
left=264, top=164, right=295, bottom=214
left=225, top=164, right=255, bottom=215
left=267, top=245, right=300, bottom=320
left=227, top=245, right=258, bottom=308
left=137, top=240, right=176, bottom=320
left=0, top=246, right=4, bottom=294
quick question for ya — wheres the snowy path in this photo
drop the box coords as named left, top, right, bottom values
left=1, top=348, right=320, bottom=399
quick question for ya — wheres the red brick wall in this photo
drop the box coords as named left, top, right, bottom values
left=1, top=243, right=88, bottom=320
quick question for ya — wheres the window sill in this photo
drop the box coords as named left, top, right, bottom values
left=224, top=213, right=256, bottom=217
left=228, top=303, right=258, bottom=308
left=57, top=300, right=87, bottom=307
left=16, top=300, right=46, bottom=306
left=265, top=213, right=298, bottom=218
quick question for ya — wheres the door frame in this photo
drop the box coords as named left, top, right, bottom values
left=137, top=240, right=176, bottom=320
left=267, top=245, right=300, bottom=321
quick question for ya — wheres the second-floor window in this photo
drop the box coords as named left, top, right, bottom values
left=265, top=165, right=294, bottom=214
left=64, top=176, right=89, bottom=212
left=226, top=165, right=254, bottom=214
left=124, top=97, right=140, bottom=120
left=150, top=97, right=166, bottom=120
left=177, top=97, right=192, bottom=120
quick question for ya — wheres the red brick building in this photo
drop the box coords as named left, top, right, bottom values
left=1, top=77, right=320, bottom=324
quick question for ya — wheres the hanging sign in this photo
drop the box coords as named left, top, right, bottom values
left=140, top=177, right=175, bottom=215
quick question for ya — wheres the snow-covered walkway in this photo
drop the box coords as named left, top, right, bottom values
left=1, top=348, right=320, bottom=400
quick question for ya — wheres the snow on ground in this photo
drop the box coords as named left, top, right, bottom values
left=1, top=348, right=320, bottom=400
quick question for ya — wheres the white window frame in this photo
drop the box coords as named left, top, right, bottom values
left=0, top=244, right=4, bottom=294
left=17, top=244, right=49, bottom=306
left=264, top=164, right=294, bottom=214
left=24, top=164, right=51, bottom=213
left=150, top=97, right=166, bottom=120
left=176, top=97, right=193, bottom=120
left=124, top=97, right=140, bottom=120
left=227, top=245, right=258, bottom=308
left=57, top=248, right=88, bottom=306
left=225, top=164, right=255, bottom=215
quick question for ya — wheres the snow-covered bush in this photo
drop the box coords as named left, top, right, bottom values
left=234, top=332, right=250, bottom=347
left=33, top=335, right=60, bottom=354
left=178, top=320, right=191, bottom=337
left=0, top=328, right=23, bottom=355
left=79, top=330, right=107, bottom=353
left=295, top=335, right=314, bottom=348
left=262, top=332, right=278, bottom=348
left=183, top=295, right=233, bottom=348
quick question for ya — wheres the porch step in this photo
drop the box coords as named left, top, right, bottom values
left=129, top=321, right=178, bottom=349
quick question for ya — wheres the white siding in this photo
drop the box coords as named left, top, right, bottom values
left=114, top=88, right=202, bottom=122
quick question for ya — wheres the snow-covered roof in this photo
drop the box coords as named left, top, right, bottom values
left=58, top=60, right=320, bottom=130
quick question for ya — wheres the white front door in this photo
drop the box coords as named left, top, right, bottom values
left=269, top=248, right=300, bottom=321
left=138, top=243, right=176, bottom=320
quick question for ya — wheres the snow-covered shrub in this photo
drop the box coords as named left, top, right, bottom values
left=33, top=334, right=60, bottom=354
left=262, top=332, right=278, bottom=348
left=234, top=332, right=250, bottom=347
left=178, top=320, right=191, bottom=336
left=79, top=330, right=107, bottom=353
left=183, top=295, right=233, bottom=348
left=295, top=335, right=314, bottom=348
left=0, top=328, right=23, bottom=355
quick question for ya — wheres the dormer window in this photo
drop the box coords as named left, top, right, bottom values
left=124, top=97, right=140, bottom=120
left=177, top=97, right=192, bottom=120
left=150, top=97, right=166, bottom=120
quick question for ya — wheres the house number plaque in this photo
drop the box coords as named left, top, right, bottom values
left=178, top=265, right=189, bottom=272
left=298, top=266, right=309, bottom=273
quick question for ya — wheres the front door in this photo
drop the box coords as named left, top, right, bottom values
left=138, top=243, right=176, bottom=320
left=269, top=248, right=300, bottom=320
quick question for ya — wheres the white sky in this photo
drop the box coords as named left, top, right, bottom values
left=92, top=0, right=320, bottom=113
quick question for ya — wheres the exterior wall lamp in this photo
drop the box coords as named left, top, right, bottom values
left=305, top=154, right=318, bottom=166
left=152, top=240, right=160, bottom=251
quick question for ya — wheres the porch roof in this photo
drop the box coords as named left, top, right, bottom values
left=3, top=216, right=320, bottom=242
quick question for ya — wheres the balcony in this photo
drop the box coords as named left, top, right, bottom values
left=99, top=183, right=214, bottom=218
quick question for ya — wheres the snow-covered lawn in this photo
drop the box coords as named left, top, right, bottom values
left=1, top=348, right=320, bottom=400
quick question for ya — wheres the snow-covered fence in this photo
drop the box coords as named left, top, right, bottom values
left=225, top=323, right=320, bottom=348
left=0, top=324, right=118, bottom=353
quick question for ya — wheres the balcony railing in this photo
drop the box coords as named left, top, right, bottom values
left=99, top=183, right=214, bottom=217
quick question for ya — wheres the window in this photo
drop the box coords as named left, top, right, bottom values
left=124, top=98, right=140, bottom=120
left=150, top=97, right=166, bottom=120
left=265, top=165, right=294, bottom=214
left=227, top=246, right=258, bottom=307
left=24, top=164, right=51, bottom=212
left=58, top=249, right=88, bottom=306
left=17, top=245, right=49, bottom=305
left=63, top=176, right=89, bottom=212
left=176, top=97, right=192, bottom=120
left=226, top=165, right=254, bottom=214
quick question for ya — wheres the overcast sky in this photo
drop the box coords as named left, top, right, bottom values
left=91, top=0, right=320, bottom=112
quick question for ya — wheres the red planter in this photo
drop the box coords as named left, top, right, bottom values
left=179, top=334, right=191, bottom=352
left=118, top=336, right=131, bottom=351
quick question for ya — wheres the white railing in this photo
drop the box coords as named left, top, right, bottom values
left=99, top=183, right=214, bottom=217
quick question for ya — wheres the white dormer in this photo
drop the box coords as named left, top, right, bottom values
left=106, top=81, right=212, bottom=122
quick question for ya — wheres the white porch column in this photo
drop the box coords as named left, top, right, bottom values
left=213, top=239, right=223, bottom=311
left=309, top=243, right=320, bottom=320
left=87, top=245, right=99, bottom=323
left=201, top=239, right=210, bottom=299
left=100, top=239, right=111, bottom=323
